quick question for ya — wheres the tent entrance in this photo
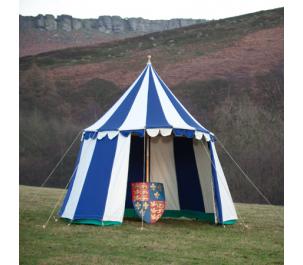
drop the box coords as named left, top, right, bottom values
left=124, top=134, right=216, bottom=224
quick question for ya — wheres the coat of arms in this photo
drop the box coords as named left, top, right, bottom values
left=131, top=182, right=166, bottom=224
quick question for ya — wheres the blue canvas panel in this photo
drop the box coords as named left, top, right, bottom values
left=146, top=67, right=171, bottom=129
left=174, top=137, right=205, bottom=212
left=173, top=129, right=195, bottom=138
left=120, top=130, right=145, bottom=138
left=73, top=136, right=118, bottom=219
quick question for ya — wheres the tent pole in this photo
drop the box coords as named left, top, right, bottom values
left=146, top=133, right=150, bottom=183
left=143, top=129, right=147, bottom=183
left=140, top=129, right=147, bottom=230
left=148, top=134, right=151, bottom=182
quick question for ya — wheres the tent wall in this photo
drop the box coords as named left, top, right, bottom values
left=60, top=138, right=97, bottom=219
left=102, top=134, right=131, bottom=222
left=60, top=134, right=131, bottom=223
left=209, top=142, right=237, bottom=224
left=60, top=134, right=236, bottom=225
left=59, top=140, right=84, bottom=217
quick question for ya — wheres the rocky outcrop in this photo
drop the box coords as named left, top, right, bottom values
left=19, top=14, right=207, bottom=56
left=20, top=14, right=206, bottom=34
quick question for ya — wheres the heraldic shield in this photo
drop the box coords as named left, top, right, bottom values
left=131, top=182, right=166, bottom=224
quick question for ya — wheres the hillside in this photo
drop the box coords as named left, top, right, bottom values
left=20, top=185, right=284, bottom=264
left=20, top=15, right=205, bottom=56
left=19, top=8, right=284, bottom=204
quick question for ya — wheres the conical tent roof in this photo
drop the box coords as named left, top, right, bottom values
left=84, top=59, right=214, bottom=141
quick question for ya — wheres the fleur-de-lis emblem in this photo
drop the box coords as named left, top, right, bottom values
left=150, top=183, right=156, bottom=191
left=142, top=201, right=149, bottom=209
left=135, top=201, right=141, bottom=209
left=154, top=192, right=160, bottom=199
left=150, top=201, right=156, bottom=207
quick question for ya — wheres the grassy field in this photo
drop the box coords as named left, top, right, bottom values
left=20, top=185, right=283, bottom=265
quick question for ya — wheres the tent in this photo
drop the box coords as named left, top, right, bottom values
left=59, top=57, right=237, bottom=226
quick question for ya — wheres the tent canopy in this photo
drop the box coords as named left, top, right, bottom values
left=59, top=58, right=237, bottom=226
left=83, top=61, right=214, bottom=142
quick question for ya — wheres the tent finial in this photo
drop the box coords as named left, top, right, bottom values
left=147, top=55, right=151, bottom=64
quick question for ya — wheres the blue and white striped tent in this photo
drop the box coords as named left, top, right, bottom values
left=59, top=58, right=237, bottom=225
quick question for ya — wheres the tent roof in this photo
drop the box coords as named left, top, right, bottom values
left=84, top=59, right=214, bottom=141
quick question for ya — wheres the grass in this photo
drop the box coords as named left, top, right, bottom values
left=20, top=185, right=283, bottom=264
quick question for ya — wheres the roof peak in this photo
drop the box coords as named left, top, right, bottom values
left=147, top=55, right=152, bottom=65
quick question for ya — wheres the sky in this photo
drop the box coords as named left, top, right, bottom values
left=19, top=0, right=284, bottom=20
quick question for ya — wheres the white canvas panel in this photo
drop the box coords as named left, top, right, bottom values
left=204, top=133, right=211, bottom=142
left=160, top=128, right=172, bottom=136
left=108, top=131, right=119, bottom=139
left=210, top=142, right=238, bottom=222
left=150, top=68, right=195, bottom=131
left=146, top=128, right=160, bottom=137
left=193, top=140, right=215, bottom=213
left=150, top=136, right=180, bottom=210
left=61, top=138, right=97, bottom=219
left=102, top=134, right=131, bottom=222
left=85, top=66, right=147, bottom=132
left=97, top=131, right=107, bottom=140
left=195, top=131, right=203, bottom=140
left=119, top=69, right=149, bottom=130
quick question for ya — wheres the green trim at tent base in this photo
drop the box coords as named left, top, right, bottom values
left=63, top=218, right=122, bottom=226
left=124, top=209, right=237, bottom=225
left=61, top=209, right=237, bottom=226
left=124, top=209, right=215, bottom=223
left=223, top=219, right=237, bottom=225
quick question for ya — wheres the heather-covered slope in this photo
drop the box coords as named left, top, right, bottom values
left=19, top=8, right=284, bottom=204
